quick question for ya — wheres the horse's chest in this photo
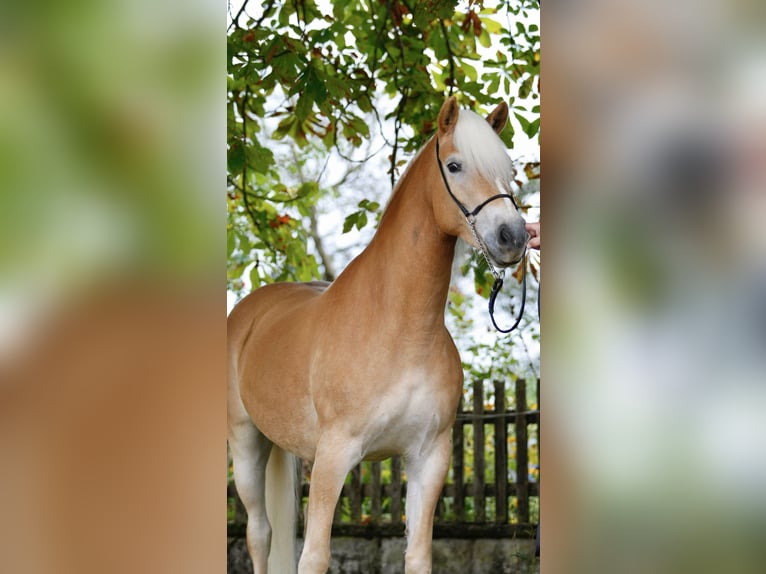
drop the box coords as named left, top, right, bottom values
left=310, top=340, right=462, bottom=456
left=319, top=361, right=449, bottom=417
left=361, top=368, right=457, bottom=457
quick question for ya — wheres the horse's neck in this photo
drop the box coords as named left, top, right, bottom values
left=334, top=149, right=456, bottom=330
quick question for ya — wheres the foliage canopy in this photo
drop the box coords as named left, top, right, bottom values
left=227, top=0, right=540, bottom=293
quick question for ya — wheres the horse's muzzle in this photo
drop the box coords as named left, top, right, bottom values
left=492, top=219, right=528, bottom=265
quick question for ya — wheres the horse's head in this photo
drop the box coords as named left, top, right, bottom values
left=433, top=96, right=528, bottom=267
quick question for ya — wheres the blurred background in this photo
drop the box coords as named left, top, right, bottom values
left=543, top=0, right=766, bottom=572
left=1, top=0, right=764, bottom=573
left=0, top=1, right=224, bottom=573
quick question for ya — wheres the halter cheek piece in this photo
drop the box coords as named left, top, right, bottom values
left=435, top=137, right=528, bottom=334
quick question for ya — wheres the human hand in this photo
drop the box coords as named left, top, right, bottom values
left=526, top=221, right=540, bottom=250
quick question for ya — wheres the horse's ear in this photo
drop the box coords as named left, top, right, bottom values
left=486, top=102, right=509, bottom=135
left=438, top=96, right=460, bottom=136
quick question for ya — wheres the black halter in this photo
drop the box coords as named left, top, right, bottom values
left=435, top=138, right=520, bottom=218
left=435, top=137, right=528, bottom=333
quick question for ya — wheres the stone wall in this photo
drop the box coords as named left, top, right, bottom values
left=228, top=536, right=538, bottom=574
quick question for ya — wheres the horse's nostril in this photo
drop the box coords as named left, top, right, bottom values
left=498, top=224, right=513, bottom=247
left=498, top=223, right=526, bottom=250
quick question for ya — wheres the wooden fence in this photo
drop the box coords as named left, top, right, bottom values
left=228, top=378, right=539, bottom=539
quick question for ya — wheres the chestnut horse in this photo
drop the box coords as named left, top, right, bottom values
left=228, top=97, right=528, bottom=573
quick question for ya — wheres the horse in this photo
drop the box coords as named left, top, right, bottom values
left=227, top=96, right=528, bottom=574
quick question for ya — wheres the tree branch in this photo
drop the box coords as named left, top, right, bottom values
left=237, top=87, right=265, bottom=237
left=229, top=0, right=275, bottom=32
left=439, top=19, right=456, bottom=96
left=390, top=92, right=408, bottom=189
left=288, top=146, right=336, bottom=281
left=228, top=0, right=251, bottom=31
left=309, top=206, right=336, bottom=281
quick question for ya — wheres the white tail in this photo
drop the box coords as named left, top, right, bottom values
left=265, top=445, right=298, bottom=574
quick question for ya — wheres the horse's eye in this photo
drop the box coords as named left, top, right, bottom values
left=447, top=162, right=461, bottom=173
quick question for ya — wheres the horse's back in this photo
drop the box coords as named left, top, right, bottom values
left=228, top=280, right=330, bottom=375
left=228, top=280, right=329, bottom=345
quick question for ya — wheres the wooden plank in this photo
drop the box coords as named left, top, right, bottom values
left=390, top=456, right=402, bottom=523
left=452, top=393, right=465, bottom=521
left=350, top=464, right=362, bottom=522
left=473, top=380, right=485, bottom=523
left=371, top=461, right=382, bottom=524
left=494, top=380, right=508, bottom=524
left=329, top=522, right=536, bottom=540
left=515, top=378, right=529, bottom=523
left=228, top=521, right=538, bottom=540
left=439, top=481, right=539, bottom=499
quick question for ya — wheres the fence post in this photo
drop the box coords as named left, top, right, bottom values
left=371, top=461, right=382, bottom=524
left=515, top=378, right=529, bottom=523
left=494, top=380, right=508, bottom=523
left=452, top=393, right=465, bottom=521
left=350, top=464, right=362, bottom=522
left=333, top=488, right=343, bottom=525
left=473, top=379, right=485, bottom=523
left=391, top=456, right=402, bottom=523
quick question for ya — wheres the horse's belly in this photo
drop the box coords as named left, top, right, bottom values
left=240, top=334, right=320, bottom=459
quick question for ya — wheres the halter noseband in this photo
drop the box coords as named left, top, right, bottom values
left=435, top=137, right=528, bottom=334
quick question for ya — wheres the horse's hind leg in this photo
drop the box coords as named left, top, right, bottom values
left=228, top=414, right=273, bottom=574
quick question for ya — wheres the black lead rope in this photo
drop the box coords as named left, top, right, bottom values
left=488, top=248, right=527, bottom=333
left=436, top=137, right=528, bottom=333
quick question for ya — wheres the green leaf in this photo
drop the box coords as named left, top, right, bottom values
left=462, top=62, right=478, bottom=82
left=499, top=125, right=515, bottom=148
left=347, top=115, right=370, bottom=138
left=322, top=122, right=336, bottom=147
left=227, top=228, right=236, bottom=257
left=333, top=2, right=346, bottom=21
left=519, top=75, right=534, bottom=99
left=480, top=16, right=502, bottom=34
left=514, top=112, right=531, bottom=134
left=273, top=115, right=296, bottom=140
left=342, top=212, right=358, bottom=234
left=478, top=28, right=491, bottom=48
left=525, top=118, right=540, bottom=139
left=248, top=144, right=274, bottom=172
left=357, top=93, right=373, bottom=113
left=298, top=181, right=319, bottom=198
left=305, top=66, right=328, bottom=106
left=295, top=92, right=313, bottom=121
left=325, top=75, right=347, bottom=100
left=249, top=264, right=261, bottom=288
left=227, top=140, right=245, bottom=173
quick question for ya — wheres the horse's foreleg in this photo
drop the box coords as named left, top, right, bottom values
left=228, top=419, right=273, bottom=574
left=298, top=437, right=359, bottom=574
left=403, top=431, right=452, bottom=574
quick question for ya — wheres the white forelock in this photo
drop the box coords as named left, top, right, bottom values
left=453, top=109, right=516, bottom=191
